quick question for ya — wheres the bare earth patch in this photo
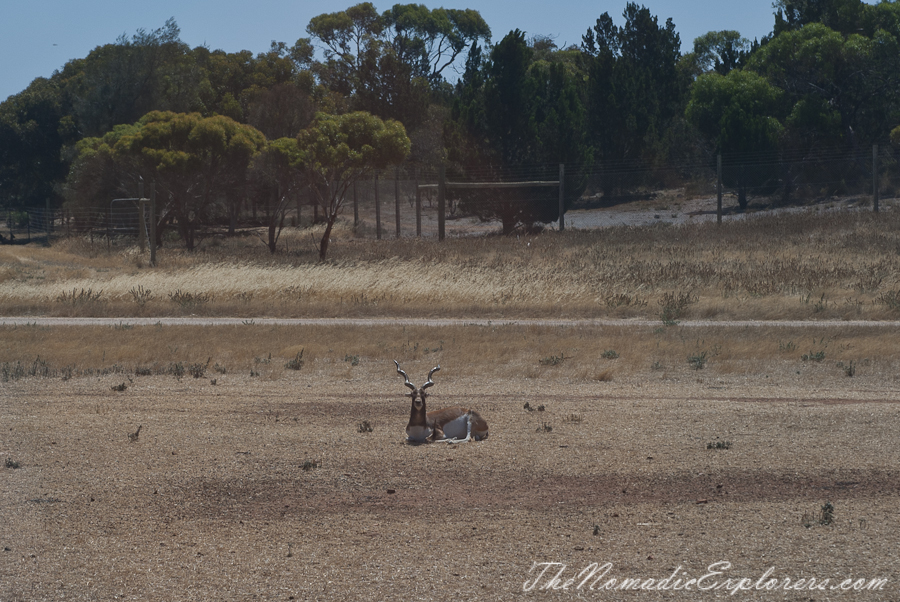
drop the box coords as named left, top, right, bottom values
left=3, top=354, right=900, bottom=601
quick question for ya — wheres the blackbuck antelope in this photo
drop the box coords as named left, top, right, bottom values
left=394, top=360, right=488, bottom=443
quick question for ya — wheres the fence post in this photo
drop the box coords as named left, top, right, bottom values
left=149, top=183, right=157, bottom=266
left=374, top=173, right=382, bottom=240
left=395, top=166, right=401, bottom=239
left=353, top=180, right=359, bottom=227
left=138, top=200, right=147, bottom=253
left=415, top=168, right=421, bottom=237
left=716, top=154, right=723, bottom=224
left=438, top=163, right=446, bottom=241
left=558, top=163, right=565, bottom=232
left=44, top=198, right=51, bottom=246
left=137, top=179, right=145, bottom=251
left=873, top=144, right=879, bottom=213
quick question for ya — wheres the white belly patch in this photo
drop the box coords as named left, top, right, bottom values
left=440, top=414, right=469, bottom=440
left=406, top=425, right=433, bottom=442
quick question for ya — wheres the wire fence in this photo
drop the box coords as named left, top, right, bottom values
left=2, top=144, right=897, bottom=247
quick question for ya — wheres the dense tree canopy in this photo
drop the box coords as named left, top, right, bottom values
left=68, top=111, right=266, bottom=250
left=0, top=78, right=73, bottom=210
left=581, top=3, right=688, bottom=194
left=686, top=70, right=785, bottom=209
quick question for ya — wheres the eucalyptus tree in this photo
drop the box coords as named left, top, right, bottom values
left=295, top=111, right=410, bottom=259
left=305, top=3, right=489, bottom=128
left=686, top=70, right=785, bottom=209
left=249, top=137, right=304, bottom=253
left=67, top=111, right=266, bottom=250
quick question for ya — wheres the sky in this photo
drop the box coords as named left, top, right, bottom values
left=2, top=0, right=786, bottom=103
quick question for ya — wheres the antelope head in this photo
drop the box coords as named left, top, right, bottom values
left=394, top=360, right=439, bottom=411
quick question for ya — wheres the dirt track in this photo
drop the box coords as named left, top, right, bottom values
left=3, top=316, right=900, bottom=328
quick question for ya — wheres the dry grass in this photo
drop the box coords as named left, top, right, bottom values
left=2, top=207, right=900, bottom=320
left=3, top=330, right=900, bottom=600
left=3, top=322, right=899, bottom=385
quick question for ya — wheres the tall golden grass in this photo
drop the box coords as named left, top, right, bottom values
left=1, top=206, right=899, bottom=320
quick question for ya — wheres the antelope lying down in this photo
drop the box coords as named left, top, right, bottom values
left=394, top=360, right=488, bottom=443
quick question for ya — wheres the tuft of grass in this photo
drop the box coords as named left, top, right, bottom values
left=168, top=289, right=210, bottom=310
left=357, top=420, right=374, bottom=433
left=3, top=357, right=56, bottom=381
left=820, top=501, right=835, bottom=525
left=129, top=285, right=153, bottom=307
left=55, top=288, right=103, bottom=306
left=301, top=460, right=319, bottom=471
left=540, top=353, right=568, bottom=366
left=285, top=350, right=305, bottom=371
left=801, top=350, right=826, bottom=362
left=536, top=422, right=553, bottom=433
left=658, top=290, right=696, bottom=325
left=706, top=440, right=731, bottom=450
left=806, top=501, right=835, bottom=527
left=779, top=340, right=797, bottom=352
left=564, top=413, right=583, bottom=423
left=188, top=358, right=210, bottom=378
left=1, top=361, right=26, bottom=382
left=837, top=360, right=856, bottom=377
left=688, top=351, right=708, bottom=370
left=167, top=362, right=185, bottom=378
left=601, top=349, right=619, bottom=360
left=875, top=289, right=900, bottom=311
left=5, top=457, right=21, bottom=469
left=111, top=382, right=127, bottom=392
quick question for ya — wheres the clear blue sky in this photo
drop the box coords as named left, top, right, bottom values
left=2, top=0, right=785, bottom=103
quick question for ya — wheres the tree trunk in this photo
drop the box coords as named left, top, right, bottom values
left=319, top=214, right=336, bottom=260
left=267, top=222, right=277, bottom=254
left=154, top=216, right=166, bottom=249
left=177, top=215, right=196, bottom=251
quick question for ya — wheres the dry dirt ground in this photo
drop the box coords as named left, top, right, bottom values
left=2, top=355, right=900, bottom=601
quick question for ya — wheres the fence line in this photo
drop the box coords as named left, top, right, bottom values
left=2, top=144, right=897, bottom=247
